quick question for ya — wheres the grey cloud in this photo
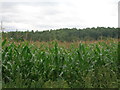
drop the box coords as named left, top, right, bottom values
left=1, top=1, right=60, bottom=8
left=1, top=1, right=63, bottom=24
left=1, top=1, right=61, bottom=20
left=1, top=1, right=62, bottom=18
left=118, top=1, right=120, bottom=28
left=0, top=0, right=117, bottom=31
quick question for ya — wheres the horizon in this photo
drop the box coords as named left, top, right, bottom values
left=1, top=26, right=117, bottom=32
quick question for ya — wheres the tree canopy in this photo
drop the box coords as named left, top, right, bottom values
left=2, top=27, right=118, bottom=42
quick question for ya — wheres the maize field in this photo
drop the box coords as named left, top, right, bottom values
left=2, top=39, right=120, bottom=88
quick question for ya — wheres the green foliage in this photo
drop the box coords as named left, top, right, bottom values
left=2, top=40, right=119, bottom=88
left=42, top=79, right=69, bottom=88
left=2, top=27, right=118, bottom=42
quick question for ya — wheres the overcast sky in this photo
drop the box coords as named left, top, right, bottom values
left=0, top=0, right=119, bottom=31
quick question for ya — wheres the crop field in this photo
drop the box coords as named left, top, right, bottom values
left=2, top=39, right=120, bottom=88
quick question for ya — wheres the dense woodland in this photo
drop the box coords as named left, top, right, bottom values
left=2, top=27, right=118, bottom=42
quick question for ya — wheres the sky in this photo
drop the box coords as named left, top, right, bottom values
left=0, top=0, right=119, bottom=31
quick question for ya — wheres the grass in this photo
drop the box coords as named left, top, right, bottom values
left=2, top=39, right=119, bottom=88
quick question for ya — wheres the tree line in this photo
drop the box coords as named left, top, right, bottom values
left=2, top=27, right=118, bottom=42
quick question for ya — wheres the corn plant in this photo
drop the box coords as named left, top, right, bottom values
left=2, top=39, right=119, bottom=88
